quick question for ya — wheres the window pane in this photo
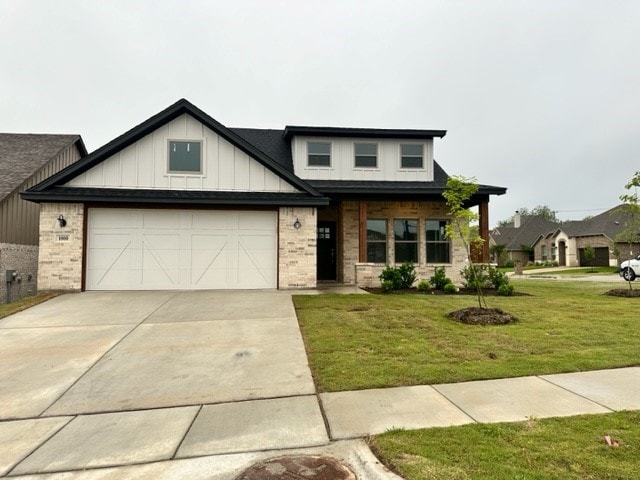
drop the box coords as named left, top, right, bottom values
left=308, top=142, right=330, bottom=155
left=395, top=243, right=418, bottom=263
left=426, top=220, right=447, bottom=241
left=394, top=220, right=417, bottom=241
left=401, top=144, right=423, bottom=156
left=427, top=243, right=450, bottom=263
left=367, top=220, right=386, bottom=241
left=169, top=141, right=201, bottom=172
left=401, top=156, right=423, bottom=169
left=308, top=154, right=331, bottom=166
left=367, top=243, right=386, bottom=263
left=355, top=143, right=377, bottom=156
left=355, top=156, right=377, bottom=168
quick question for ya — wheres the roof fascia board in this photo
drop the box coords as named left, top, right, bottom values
left=283, top=126, right=447, bottom=140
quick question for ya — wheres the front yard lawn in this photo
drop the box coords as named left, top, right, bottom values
left=293, top=280, right=639, bottom=392
left=0, top=292, right=59, bottom=320
left=371, top=411, right=640, bottom=480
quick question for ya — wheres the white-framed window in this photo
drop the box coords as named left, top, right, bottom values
left=168, top=140, right=202, bottom=174
left=307, top=142, right=331, bottom=167
left=426, top=220, right=451, bottom=263
left=400, top=144, right=424, bottom=169
left=541, top=245, right=547, bottom=261
left=354, top=142, right=378, bottom=168
left=394, top=219, right=418, bottom=263
left=366, top=219, right=387, bottom=263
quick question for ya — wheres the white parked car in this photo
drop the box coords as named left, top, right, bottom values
left=619, top=254, right=640, bottom=281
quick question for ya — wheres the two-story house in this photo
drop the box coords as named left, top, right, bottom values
left=23, top=99, right=506, bottom=291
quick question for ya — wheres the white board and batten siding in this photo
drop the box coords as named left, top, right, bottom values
left=290, top=136, right=434, bottom=182
left=66, top=114, right=298, bottom=193
left=86, top=208, right=277, bottom=290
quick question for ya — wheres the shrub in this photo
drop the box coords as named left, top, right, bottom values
left=444, top=282, right=458, bottom=294
left=429, top=266, right=451, bottom=290
left=497, top=283, right=515, bottom=296
left=504, top=260, right=515, bottom=268
left=380, top=263, right=416, bottom=290
left=488, top=267, right=509, bottom=289
left=461, top=264, right=491, bottom=290
left=381, top=279, right=396, bottom=293
left=398, top=262, right=417, bottom=289
left=417, top=280, right=430, bottom=292
left=379, top=266, right=402, bottom=290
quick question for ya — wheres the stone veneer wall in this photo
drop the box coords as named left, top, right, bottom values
left=0, top=243, right=38, bottom=302
left=341, top=200, right=468, bottom=287
left=38, top=203, right=84, bottom=291
left=278, top=207, right=317, bottom=289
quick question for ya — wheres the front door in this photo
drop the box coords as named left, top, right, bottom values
left=317, top=221, right=337, bottom=281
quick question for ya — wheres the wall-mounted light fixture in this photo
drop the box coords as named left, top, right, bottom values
left=57, top=215, right=67, bottom=228
left=293, top=218, right=301, bottom=229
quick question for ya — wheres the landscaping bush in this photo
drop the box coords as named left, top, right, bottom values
left=429, top=266, right=451, bottom=290
left=379, top=263, right=416, bottom=290
left=504, top=259, right=515, bottom=268
left=444, top=282, right=458, bottom=294
left=488, top=267, right=509, bottom=289
left=461, top=264, right=491, bottom=290
left=379, top=266, right=403, bottom=290
left=417, top=280, right=430, bottom=292
left=497, top=283, right=515, bottom=296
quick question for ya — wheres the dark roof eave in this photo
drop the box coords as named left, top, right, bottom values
left=283, top=126, right=447, bottom=141
left=21, top=189, right=330, bottom=207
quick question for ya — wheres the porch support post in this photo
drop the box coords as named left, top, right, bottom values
left=359, top=201, right=367, bottom=262
left=479, top=198, right=490, bottom=263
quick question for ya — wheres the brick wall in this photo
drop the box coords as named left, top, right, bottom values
left=342, top=200, right=467, bottom=287
left=0, top=243, right=38, bottom=302
left=278, top=207, right=317, bottom=289
left=38, top=203, right=84, bottom=291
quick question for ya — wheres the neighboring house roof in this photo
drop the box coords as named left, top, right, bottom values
left=491, top=216, right=560, bottom=251
left=561, top=205, right=637, bottom=241
left=0, top=133, right=87, bottom=201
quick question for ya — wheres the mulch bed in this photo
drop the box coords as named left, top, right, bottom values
left=447, top=307, right=518, bottom=325
left=605, top=289, right=640, bottom=298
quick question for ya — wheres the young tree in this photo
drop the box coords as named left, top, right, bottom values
left=443, top=175, right=486, bottom=308
left=616, top=171, right=640, bottom=289
left=583, top=245, right=596, bottom=272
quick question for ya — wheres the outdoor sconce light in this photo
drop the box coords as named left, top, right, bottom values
left=57, top=215, right=67, bottom=228
left=293, top=218, right=302, bottom=229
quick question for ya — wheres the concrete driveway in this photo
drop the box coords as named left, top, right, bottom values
left=0, top=290, right=329, bottom=476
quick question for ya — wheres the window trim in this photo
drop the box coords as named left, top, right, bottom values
left=354, top=142, right=378, bottom=169
left=425, top=219, right=451, bottom=264
left=393, top=218, right=419, bottom=264
left=167, top=139, right=203, bottom=175
left=400, top=143, right=424, bottom=170
left=307, top=141, right=332, bottom=168
left=366, top=218, right=387, bottom=263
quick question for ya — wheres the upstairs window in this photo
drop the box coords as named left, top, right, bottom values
left=426, top=220, right=451, bottom=263
left=400, top=144, right=424, bottom=169
left=354, top=143, right=378, bottom=168
left=366, top=219, right=387, bottom=263
left=307, top=142, right=331, bottom=167
left=394, top=219, right=418, bottom=263
left=168, top=140, right=202, bottom=174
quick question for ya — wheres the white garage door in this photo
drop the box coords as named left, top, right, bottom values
left=86, top=208, right=277, bottom=290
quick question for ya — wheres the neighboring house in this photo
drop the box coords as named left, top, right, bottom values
left=0, top=133, right=87, bottom=301
left=490, top=213, right=559, bottom=265
left=533, top=205, right=640, bottom=267
left=22, top=99, right=506, bottom=291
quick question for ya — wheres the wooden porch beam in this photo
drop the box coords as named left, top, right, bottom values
left=359, top=201, right=367, bottom=262
left=479, top=198, right=490, bottom=263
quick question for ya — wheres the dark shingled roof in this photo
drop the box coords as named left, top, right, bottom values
left=230, top=128, right=294, bottom=172
left=0, top=133, right=86, bottom=201
left=491, top=215, right=560, bottom=250
left=562, top=205, right=637, bottom=240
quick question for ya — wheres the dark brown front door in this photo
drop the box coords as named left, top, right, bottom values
left=317, top=221, right=336, bottom=281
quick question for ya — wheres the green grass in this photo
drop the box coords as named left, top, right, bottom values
left=0, top=292, right=60, bottom=320
left=552, top=267, right=618, bottom=275
left=371, top=411, right=640, bottom=480
left=293, top=280, right=639, bottom=392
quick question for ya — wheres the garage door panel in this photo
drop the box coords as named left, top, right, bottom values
left=87, top=209, right=277, bottom=290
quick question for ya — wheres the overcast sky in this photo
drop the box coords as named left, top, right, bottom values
left=1, top=0, right=638, bottom=226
